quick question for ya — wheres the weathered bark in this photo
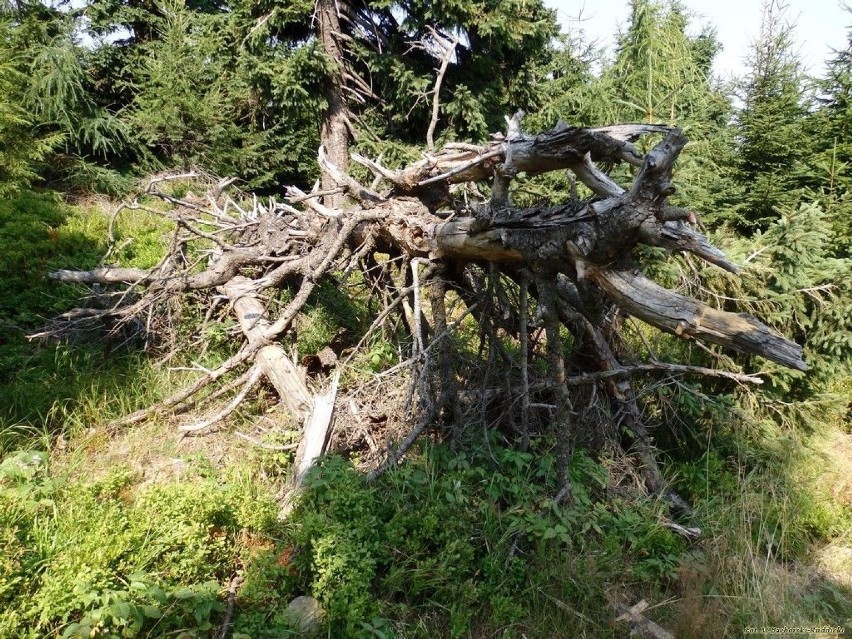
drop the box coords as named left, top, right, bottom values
left=615, top=601, right=674, bottom=639
left=281, top=373, right=339, bottom=516
left=223, top=277, right=312, bottom=415
left=359, top=209, right=802, bottom=370
left=425, top=28, right=458, bottom=150
left=317, top=0, right=350, bottom=207
left=223, top=276, right=338, bottom=510
left=359, top=122, right=667, bottom=194
left=49, top=267, right=152, bottom=285
left=586, top=268, right=806, bottom=371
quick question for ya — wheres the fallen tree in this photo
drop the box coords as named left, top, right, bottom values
left=41, top=113, right=806, bottom=508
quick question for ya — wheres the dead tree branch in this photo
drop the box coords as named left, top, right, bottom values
left=40, top=117, right=807, bottom=509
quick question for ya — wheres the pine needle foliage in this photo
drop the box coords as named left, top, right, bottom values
left=806, top=14, right=852, bottom=253
left=721, top=0, right=810, bottom=230
left=0, top=17, right=62, bottom=194
left=1, top=2, right=134, bottom=193
left=126, top=0, right=238, bottom=171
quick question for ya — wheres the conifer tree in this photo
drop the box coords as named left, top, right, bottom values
left=724, top=0, right=809, bottom=230
left=0, top=16, right=57, bottom=193
left=807, top=15, right=852, bottom=252
left=589, top=0, right=729, bottom=209
left=0, top=0, right=132, bottom=192
left=126, top=1, right=237, bottom=171
left=604, top=0, right=722, bottom=124
left=78, top=0, right=560, bottom=189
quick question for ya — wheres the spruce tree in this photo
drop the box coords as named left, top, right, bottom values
left=725, top=0, right=809, bottom=230
left=79, top=0, right=559, bottom=189
left=806, top=14, right=852, bottom=253
left=0, top=16, right=57, bottom=193
left=126, top=1, right=238, bottom=171
left=0, top=0, right=132, bottom=193
left=599, top=0, right=729, bottom=210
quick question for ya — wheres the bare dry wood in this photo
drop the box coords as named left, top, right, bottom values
left=216, top=574, right=244, bottom=639
left=615, top=601, right=675, bottom=639
left=180, top=365, right=263, bottom=434
left=662, top=520, right=702, bottom=540
left=280, top=372, right=340, bottom=516
left=587, top=268, right=806, bottom=371
left=384, top=122, right=653, bottom=193
left=424, top=26, right=459, bottom=150
left=564, top=363, right=763, bottom=386
left=49, top=267, right=152, bottom=285
left=223, top=277, right=312, bottom=415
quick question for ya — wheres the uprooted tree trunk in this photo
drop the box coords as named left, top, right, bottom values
left=41, top=115, right=806, bottom=511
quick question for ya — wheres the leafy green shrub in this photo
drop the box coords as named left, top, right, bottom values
left=60, top=578, right=224, bottom=639
left=278, top=444, right=688, bottom=638
left=0, top=449, right=280, bottom=638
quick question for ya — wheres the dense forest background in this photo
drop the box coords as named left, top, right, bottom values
left=1, top=0, right=850, bottom=637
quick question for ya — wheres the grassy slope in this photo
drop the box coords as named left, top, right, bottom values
left=0, top=194, right=850, bottom=638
